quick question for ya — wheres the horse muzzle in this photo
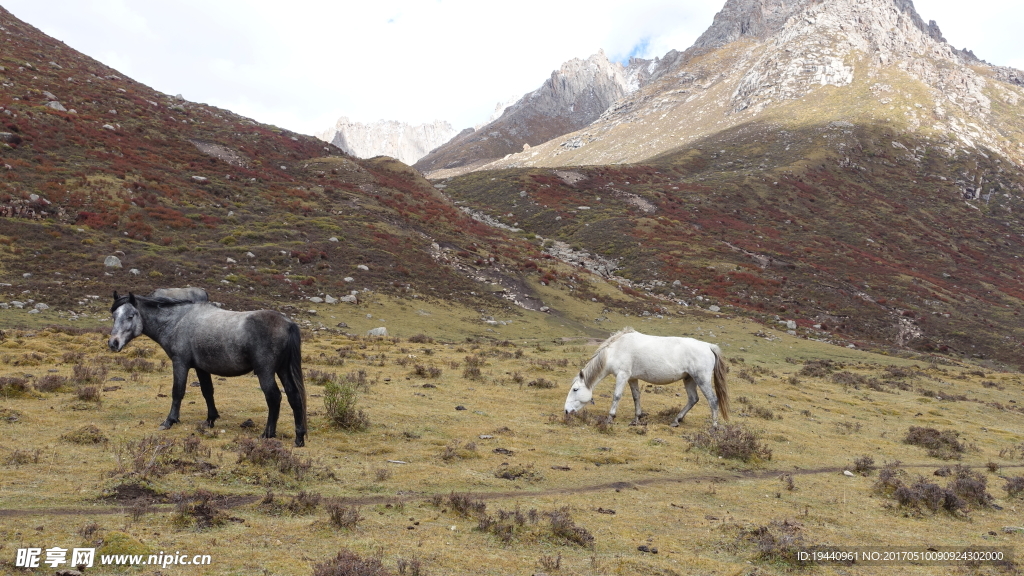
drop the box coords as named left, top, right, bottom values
left=108, top=337, right=123, bottom=352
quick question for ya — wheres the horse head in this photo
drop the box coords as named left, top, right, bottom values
left=564, top=370, right=594, bottom=414
left=109, top=291, right=143, bottom=352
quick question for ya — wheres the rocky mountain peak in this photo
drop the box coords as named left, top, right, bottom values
left=316, top=117, right=458, bottom=165
left=479, top=0, right=1022, bottom=172
left=413, top=49, right=665, bottom=178
left=694, top=0, right=942, bottom=49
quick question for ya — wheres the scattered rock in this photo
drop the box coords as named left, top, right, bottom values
left=240, top=418, right=256, bottom=429
left=309, top=297, right=324, bottom=304
left=339, top=295, right=357, bottom=303
left=33, top=303, right=48, bottom=310
left=455, top=405, right=467, bottom=411
left=329, top=237, right=339, bottom=242
left=104, top=255, right=122, bottom=268
left=45, top=100, right=67, bottom=112
left=324, top=295, right=337, bottom=304
left=367, top=327, right=388, bottom=337
left=128, top=268, right=140, bottom=276
left=843, top=470, right=855, bottom=477
left=357, top=265, right=369, bottom=271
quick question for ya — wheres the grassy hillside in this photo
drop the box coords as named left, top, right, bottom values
left=0, top=6, right=612, bottom=332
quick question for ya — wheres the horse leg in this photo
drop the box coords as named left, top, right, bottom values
left=671, top=377, right=700, bottom=427
left=160, top=361, right=190, bottom=430
left=277, top=366, right=306, bottom=447
left=628, top=378, right=643, bottom=426
left=607, top=373, right=630, bottom=424
left=694, top=372, right=721, bottom=427
left=256, top=369, right=283, bottom=439
left=195, top=368, right=219, bottom=428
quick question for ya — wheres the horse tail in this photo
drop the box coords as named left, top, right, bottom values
left=710, top=344, right=729, bottom=421
left=285, top=322, right=308, bottom=440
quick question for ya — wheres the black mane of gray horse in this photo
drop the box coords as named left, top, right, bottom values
left=149, top=287, right=209, bottom=303
left=109, top=291, right=307, bottom=446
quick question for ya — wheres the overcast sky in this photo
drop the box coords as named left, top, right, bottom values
left=4, top=1, right=1022, bottom=136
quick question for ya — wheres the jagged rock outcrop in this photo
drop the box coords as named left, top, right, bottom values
left=480, top=0, right=1024, bottom=172
left=316, top=118, right=458, bottom=166
left=413, top=50, right=674, bottom=178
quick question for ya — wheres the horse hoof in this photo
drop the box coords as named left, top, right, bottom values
left=158, top=424, right=171, bottom=430
left=669, top=421, right=680, bottom=428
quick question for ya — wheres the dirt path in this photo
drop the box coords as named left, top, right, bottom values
left=1, top=462, right=1021, bottom=517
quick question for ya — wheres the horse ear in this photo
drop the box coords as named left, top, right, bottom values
left=113, top=291, right=119, bottom=300
left=128, top=292, right=137, bottom=306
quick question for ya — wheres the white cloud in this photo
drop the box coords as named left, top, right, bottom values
left=4, top=0, right=1020, bottom=136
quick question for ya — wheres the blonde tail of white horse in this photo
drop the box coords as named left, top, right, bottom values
left=711, top=344, right=729, bottom=421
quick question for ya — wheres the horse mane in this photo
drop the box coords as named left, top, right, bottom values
left=111, top=293, right=196, bottom=313
left=581, top=327, right=636, bottom=390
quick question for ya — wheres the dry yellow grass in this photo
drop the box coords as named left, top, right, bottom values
left=1, top=306, right=1022, bottom=575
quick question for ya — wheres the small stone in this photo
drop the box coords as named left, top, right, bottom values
left=324, top=295, right=337, bottom=304
left=329, top=237, right=339, bottom=242
left=455, top=405, right=467, bottom=411
left=309, top=297, right=324, bottom=303
left=104, top=255, right=122, bottom=268
left=34, top=303, right=48, bottom=310
left=367, top=327, right=388, bottom=337
left=226, top=257, right=236, bottom=264
left=129, top=268, right=140, bottom=276
left=245, top=252, right=256, bottom=258
left=357, top=264, right=369, bottom=271
left=843, top=470, right=855, bottom=477
left=343, top=277, right=354, bottom=282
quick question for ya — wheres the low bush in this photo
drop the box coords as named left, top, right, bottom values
left=235, top=437, right=313, bottom=479
left=313, top=549, right=392, bottom=576
left=904, top=426, right=966, bottom=460
left=741, top=519, right=805, bottom=563
left=324, top=374, right=370, bottom=431
left=171, top=490, right=232, bottom=530
left=1004, top=476, right=1024, bottom=498
left=548, top=507, right=595, bottom=548
left=690, top=423, right=772, bottom=463
left=325, top=500, right=362, bottom=530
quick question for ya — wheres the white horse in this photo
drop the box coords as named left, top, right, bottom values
left=564, top=328, right=729, bottom=427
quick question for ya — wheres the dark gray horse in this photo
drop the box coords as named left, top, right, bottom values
left=108, top=292, right=308, bottom=446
